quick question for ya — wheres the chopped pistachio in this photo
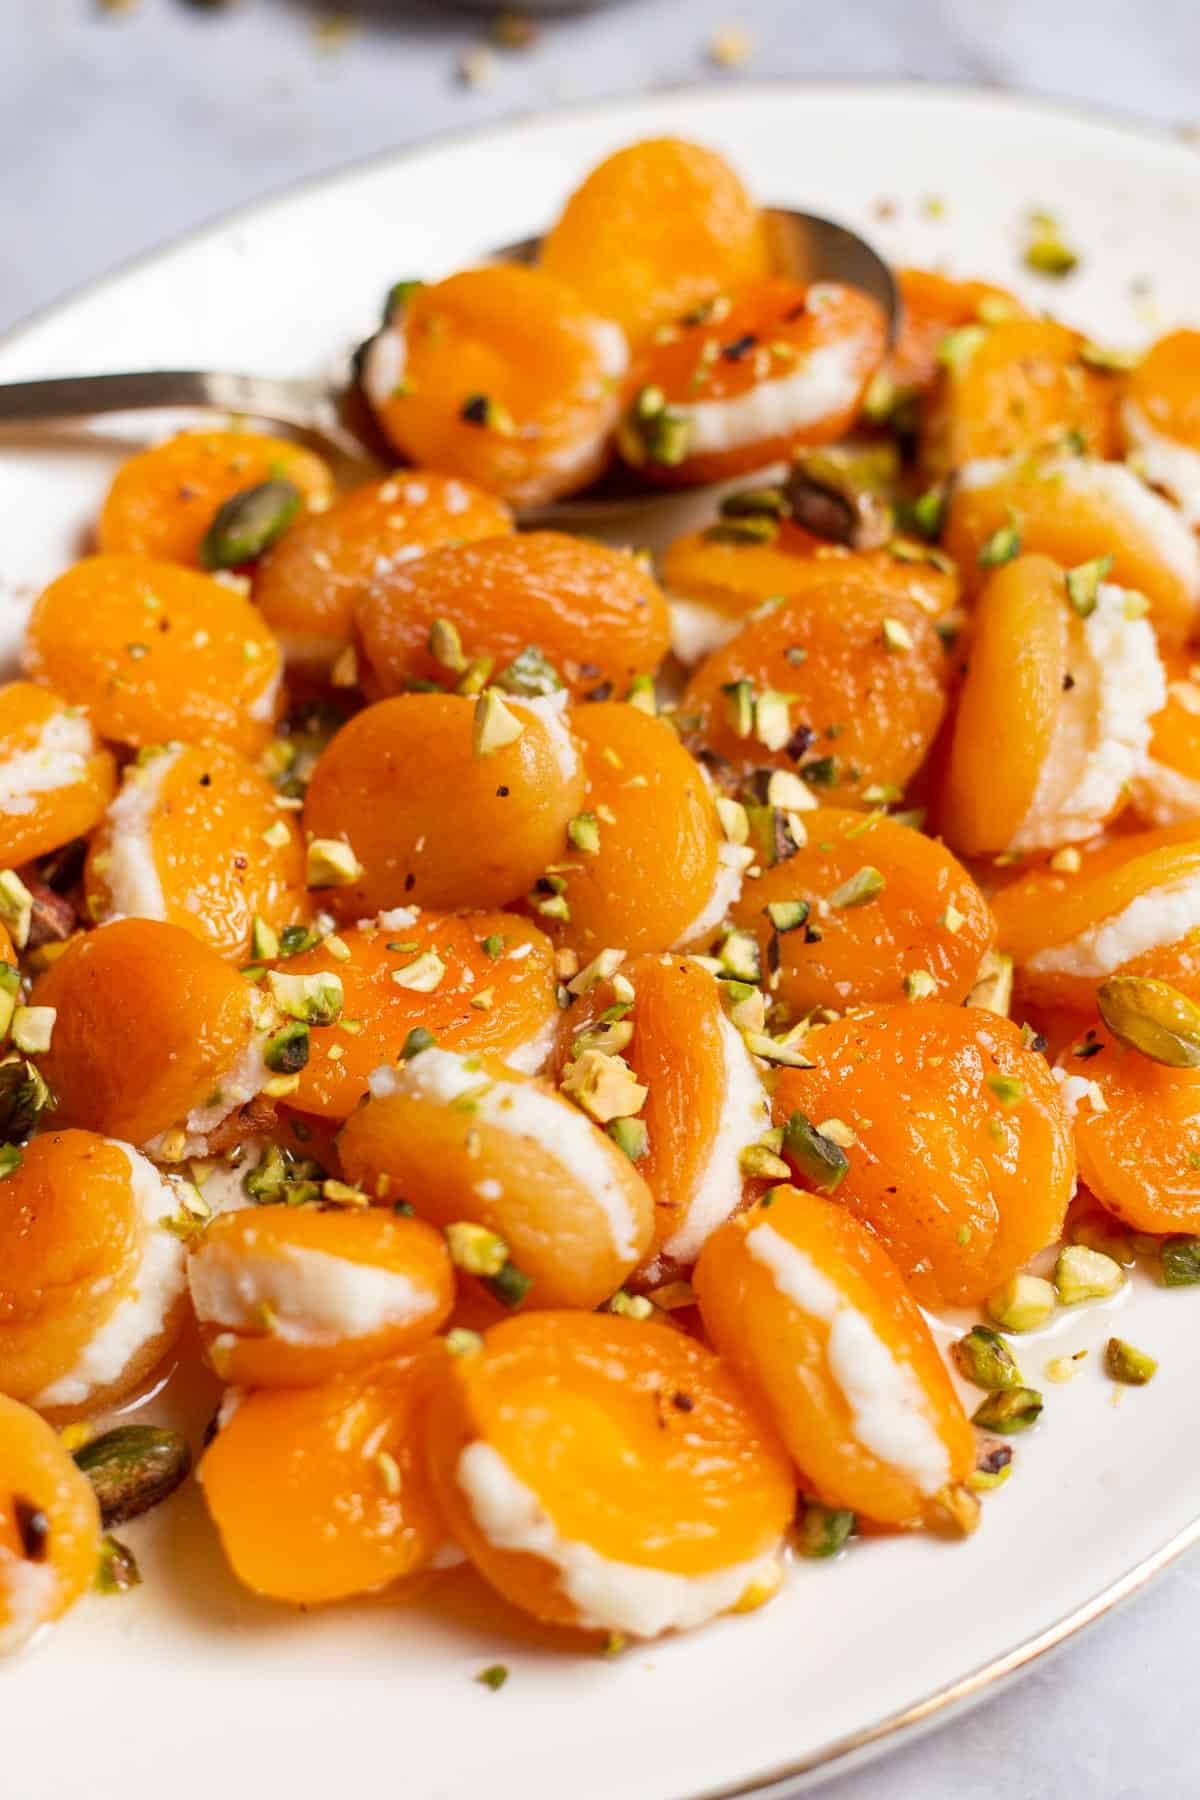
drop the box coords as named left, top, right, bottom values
left=966, top=949, right=1014, bottom=1016
left=1065, top=554, right=1114, bottom=618
left=986, top=1272, right=1056, bottom=1332
left=721, top=678, right=756, bottom=740
left=429, top=617, right=467, bottom=673
left=1080, top=340, right=1140, bottom=373
left=715, top=796, right=751, bottom=844
left=0, top=1057, right=53, bottom=1141
left=10, top=1007, right=54, bottom=1056
left=753, top=690, right=792, bottom=752
left=977, top=514, right=1022, bottom=568
left=765, top=899, right=810, bottom=934
left=263, top=1020, right=310, bottom=1074
left=199, top=478, right=301, bottom=569
left=718, top=927, right=762, bottom=983
left=928, top=1483, right=981, bottom=1539
left=1161, top=1235, right=1200, bottom=1287
left=262, top=819, right=292, bottom=850
left=400, top=1026, right=437, bottom=1061
left=561, top=1049, right=647, bottom=1124
left=571, top=1019, right=634, bottom=1059
left=608, top=1289, right=654, bottom=1321
left=1097, top=974, right=1200, bottom=1069
left=783, top=449, right=894, bottom=552
left=765, top=769, right=816, bottom=813
left=719, top=485, right=788, bottom=521
left=908, top=486, right=946, bottom=541
left=940, top=903, right=966, bottom=935
left=95, top=1534, right=141, bottom=1595
left=567, top=812, right=601, bottom=855
left=457, top=655, right=494, bottom=696
left=937, top=324, right=987, bottom=373
left=625, top=390, right=692, bottom=466
left=473, top=689, right=525, bottom=757
left=460, top=393, right=515, bottom=434
left=987, top=1074, right=1024, bottom=1108
left=607, top=1116, right=648, bottom=1162
left=306, top=837, right=362, bottom=888
left=475, top=1664, right=509, bottom=1692
left=261, top=1073, right=301, bottom=1099
left=486, top=1261, right=533, bottom=1308
left=796, top=1501, right=855, bottom=1558
left=627, top=674, right=657, bottom=716
left=391, top=951, right=446, bottom=994
left=828, top=866, right=884, bottom=909
left=1049, top=846, right=1082, bottom=874
left=0, top=870, right=33, bottom=948
left=73, top=1426, right=192, bottom=1528
left=968, top=1436, right=1014, bottom=1493
left=567, top=948, right=626, bottom=996
left=739, top=1142, right=791, bottom=1181
left=782, top=1111, right=849, bottom=1191
left=1105, top=1337, right=1157, bottom=1386
left=445, top=1221, right=509, bottom=1278
left=951, top=1325, right=1022, bottom=1390
left=1024, top=217, right=1079, bottom=278
left=744, top=1030, right=815, bottom=1069
left=496, top=645, right=563, bottom=698
left=881, top=616, right=914, bottom=653
left=251, top=915, right=280, bottom=961
left=267, top=969, right=344, bottom=1025
left=971, top=1386, right=1043, bottom=1433
left=903, top=969, right=937, bottom=1001
left=445, top=1327, right=484, bottom=1357
left=1054, top=1243, right=1125, bottom=1305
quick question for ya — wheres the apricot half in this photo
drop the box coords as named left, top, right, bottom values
left=0, top=683, right=115, bottom=868
left=0, top=1395, right=101, bottom=1655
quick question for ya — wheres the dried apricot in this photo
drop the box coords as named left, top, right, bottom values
left=695, top=1185, right=974, bottom=1526
left=363, top=266, right=627, bottom=508
left=539, top=137, right=770, bottom=348
left=24, top=555, right=282, bottom=755
left=355, top=531, right=668, bottom=702
left=0, top=683, right=115, bottom=868
left=254, top=471, right=512, bottom=676
left=302, top=691, right=584, bottom=918
left=887, top=268, right=1024, bottom=401
left=1132, top=651, right=1200, bottom=827
left=0, top=1395, right=101, bottom=1654
left=1122, top=329, right=1200, bottom=527
left=424, top=1311, right=794, bottom=1637
left=771, top=1004, right=1075, bottom=1308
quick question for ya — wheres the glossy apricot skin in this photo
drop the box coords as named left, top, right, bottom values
left=338, top=1052, right=655, bottom=1311
left=559, top=953, right=765, bottom=1264
left=424, top=1312, right=795, bottom=1633
left=23, top=555, right=282, bottom=755
left=540, top=137, right=770, bottom=349
left=922, top=317, right=1117, bottom=473
left=943, top=460, right=1199, bottom=646
left=1132, top=653, right=1200, bottom=826
left=695, top=1187, right=974, bottom=1526
left=731, top=808, right=994, bottom=1014
left=302, top=693, right=585, bottom=919
left=660, top=524, right=829, bottom=637
left=939, top=555, right=1069, bottom=856
left=254, top=471, right=512, bottom=673
left=0, top=1395, right=102, bottom=1653
left=357, top=531, right=669, bottom=704
left=200, top=1353, right=445, bottom=1605
left=369, top=266, right=626, bottom=509
left=772, top=1004, right=1076, bottom=1309
left=32, top=919, right=256, bottom=1145
left=547, top=703, right=723, bottom=955
left=1124, top=329, right=1200, bottom=449
left=97, top=429, right=334, bottom=567
left=0, top=683, right=116, bottom=867
left=992, top=824, right=1200, bottom=1011
left=621, top=279, right=886, bottom=485
left=285, top=912, right=558, bottom=1120
left=84, top=743, right=307, bottom=961
left=1057, top=1025, right=1200, bottom=1233
left=682, top=556, right=951, bottom=800
left=888, top=268, right=1024, bottom=398
left=190, top=1206, right=454, bottom=1387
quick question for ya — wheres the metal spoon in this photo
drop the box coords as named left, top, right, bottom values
left=0, top=209, right=899, bottom=524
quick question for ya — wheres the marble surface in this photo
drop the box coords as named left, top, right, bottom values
left=4, top=5, right=1200, bottom=1796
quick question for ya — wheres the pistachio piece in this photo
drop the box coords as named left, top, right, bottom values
left=567, top=812, right=601, bottom=855
left=1054, top=1243, right=1124, bottom=1305
left=970, top=1386, right=1043, bottom=1434
left=473, top=689, right=525, bottom=757
left=977, top=514, right=1022, bottom=568
left=965, top=949, right=1014, bottom=1018
left=796, top=1501, right=855, bottom=1558
left=623, top=387, right=693, bottom=467
left=967, top=1435, right=1014, bottom=1493
left=764, top=899, right=810, bottom=934
left=928, top=1482, right=981, bottom=1538
left=390, top=951, right=446, bottom=993
left=903, top=969, right=937, bottom=1001
left=445, top=1327, right=484, bottom=1357
left=428, top=617, right=467, bottom=673
left=985, top=1272, right=1056, bottom=1332
left=739, top=1142, right=791, bottom=1181
left=267, top=969, right=343, bottom=1025
left=95, top=1533, right=141, bottom=1595
left=828, top=866, right=884, bottom=909
left=74, top=1426, right=192, bottom=1527
left=460, top=394, right=515, bottom=435
left=1105, top=1337, right=1157, bottom=1385
left=0, top=1056, right=54, bottom=1141
left=200, top=479, right=302, bottom=569
left=445, top=1221, right=509, bottom=1278
left=782, top=451, right=894, bottom=552
left=721, top=678, right=756, bottom=740
left=718, top=927, right=762, bottom=983
left=607, top=1117, right=648, bottom=1162
left=263, top=1020, right=310, bottom=1074
left=0, top=869, right=33, bottom=948
left=1065, top=554, right=1114, bottom=619
left=608, top=1289, right=654, bottom=1321
left=951, top=1325, right=1022, bottom=1391
left=1161, top=1235, right=1200, bottom=1287
left=486, top=1261, right=533, bottom=1308
left=782, top=1111, right=849, bottom=1192
left=475, top=1664, right=509, bottom=1692
left=400, top=1025, right=437, bottom=1061
left=561, top=1049, right=647, bottom=1124
left=495, top=645, right=563, bottom=698
left=718, top=485, right=789, bottom=522
left=306, top=837, right=362, bottom=889
left=1097, top=975, right=1200, bottom=1069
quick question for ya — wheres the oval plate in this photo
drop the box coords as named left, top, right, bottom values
left=3, top=82, right=1200, bottom=1800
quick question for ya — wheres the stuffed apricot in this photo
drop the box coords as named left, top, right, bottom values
left=695, top=1186, right=975, bottom=1527
left=0, top=683, right=115, bottom=869
left=0, top=1396, right=101, bottom=1654
left=424, top=1311, right=794, bottom=1638
left=1122, top=329, right=1200, bottom=527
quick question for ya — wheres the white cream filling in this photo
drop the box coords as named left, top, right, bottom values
left=0, top=1553, right=57, bottom=1657
left=247, top=660, right=283, bottom=726
left=1131, top=758, right=1200, bottom=827
left=188, top=1239, right=437, bottom=1345
left=746, top=1221, right=950, bottom=1496
left=662, top=1013, right=768, bottom=1266
left=0, top=709, right=95, bottom=819
left=457, top=1440, right=780, bottom=1640
left=142, top=1032, right=272, bottom=1161
left=32, top=1144, right=187, bottom=1410
left=666, top=594, right=743, bottom=665
left=1028, top=873, right=1200, bottom=980
left=674, top=843, right=754, bottom=949
left=503, top=1010, right=560, bottom=1077
left=670, top=335, right=870, bottom=456
left=509, top=690, right=580, bottom=786
left=1123, top=398, right=1200, bottom=530
left=1013, top=585, right=1166, bottom=851
left=362, top=326, right=407, bottom=415
left=1052, top=1068, right=1110, bottom=1120
left=97, top=745, right=183, bottom=922
left=369, top=1047, right=642, bottom=1263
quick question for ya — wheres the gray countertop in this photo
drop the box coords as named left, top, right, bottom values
left=4, top=4, right=1200, bottom=1795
